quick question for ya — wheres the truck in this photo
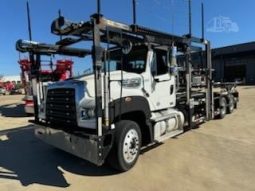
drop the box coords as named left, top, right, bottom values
left=16, top=2, right=239, bottom=172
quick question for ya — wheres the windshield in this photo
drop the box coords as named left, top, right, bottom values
left=107, top=46, right=147, bottom=74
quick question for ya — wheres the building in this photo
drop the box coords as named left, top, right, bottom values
left=212, top=42, right=255, bottom=85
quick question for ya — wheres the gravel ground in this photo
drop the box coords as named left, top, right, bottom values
left=0, top=86, right=255, bottom=191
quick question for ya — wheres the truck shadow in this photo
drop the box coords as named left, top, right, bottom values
left=0, top=125, right=118, bottom=188
left=0, top=104, right=27, bottom=117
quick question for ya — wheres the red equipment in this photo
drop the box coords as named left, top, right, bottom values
left=54, top=59, right=73, bottom=80
left=4, top=82, right=15, bottom=91
left=19, top=59, right=31, bottom=95
left=18, top=58, right=74, bottom=115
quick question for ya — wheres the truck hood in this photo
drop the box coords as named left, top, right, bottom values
left=78, top=70, right=141, bottom=81
left=48, top=70, right=143, bottom=98
left=78, top=70, right=142, bottom=97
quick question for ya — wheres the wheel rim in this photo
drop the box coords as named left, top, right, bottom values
left=123, top=129, right=139, bottom=164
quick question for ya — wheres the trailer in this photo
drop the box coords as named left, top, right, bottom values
left=16, top=1, right=239, bottom=171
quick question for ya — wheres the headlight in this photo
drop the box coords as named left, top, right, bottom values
left=80, top=97, right=95, bottom=120
left=81, top=108, right=95, bottom=119
left=121, top=78, right=141, bottom=88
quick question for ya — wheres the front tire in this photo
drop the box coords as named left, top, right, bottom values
left=219, top=97, right=227, bottom=119
left=227, top=95, right=234, bottom=114
left=107, top=120, right=141, bottom=172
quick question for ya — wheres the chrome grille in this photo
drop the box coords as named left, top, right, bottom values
left=46, top=88, right=77, bottom=126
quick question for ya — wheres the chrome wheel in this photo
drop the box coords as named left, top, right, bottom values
left=107, top=120, right=141, bottom=171
left=123, top=129, right=139, bottom=164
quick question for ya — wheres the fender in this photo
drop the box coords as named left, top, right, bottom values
left=109, top=96, right=151, bottom=121
left=109, top=96, right=153, bottom=144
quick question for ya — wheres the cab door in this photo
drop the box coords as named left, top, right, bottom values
left=150, top=49, right=176, bottom=111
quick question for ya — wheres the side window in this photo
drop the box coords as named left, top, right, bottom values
left=151, top=50, right=168, bottom=76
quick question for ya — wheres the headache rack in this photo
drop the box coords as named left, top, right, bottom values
left=17, top=0, right=213, bottom=135
left=49, top=5, right=213, bottom=131
left=15, top=0, right=232, bottom=168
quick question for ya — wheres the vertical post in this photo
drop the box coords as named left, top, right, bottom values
left=58, top=9, right=62, bottom=18
left=201, top=3, right=205, bottom=40
left=92, top=18, right=103, bottom=137
left=97, top=0, right=101, bottom=15
left=170, top=0, right=175, bottom=33
left=26, top=0, right=40, bottom=122
left=26, top=0, right=34, bottom=77
left=31, top=54, right=41, bottom=122
left=188, top=0, right=192, bottom=37
left=104, top=28, right=112, bottom=128
left=103, top=50, right=109, bottom=127
left=132, top=0, right=137, bottom=25
left=185, top=46, right=194, bottom=128
left=58, top=9, right=63, bottom=41
left=205, top=41, right=213, bottom=120
left=26, top=0, right=32, bottom=41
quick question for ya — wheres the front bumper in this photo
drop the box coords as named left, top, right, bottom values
left=34, top=124, right=111, bottom=166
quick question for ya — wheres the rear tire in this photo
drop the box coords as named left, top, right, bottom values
left=107, top=120, right=141, bottom=172
left=219, top=97, right=227, bottom=119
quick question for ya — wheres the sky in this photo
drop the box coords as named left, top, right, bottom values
left=0, top=0, right=255, bottom=76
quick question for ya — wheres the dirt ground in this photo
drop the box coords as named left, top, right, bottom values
left=0, top=86, right=255, bottom=191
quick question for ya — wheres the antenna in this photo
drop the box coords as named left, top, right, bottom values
left=132, top=0, right=137, bottom=25
left=26, top=0, right=32, bottom=41
left=201, top=2, right=205, bottom=40
left=188, top=0, right=192, bottom=37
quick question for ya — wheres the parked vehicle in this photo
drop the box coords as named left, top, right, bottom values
left=16, top=1, right=239, bottom=172
left=0, top=87, right=6, bottom=95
